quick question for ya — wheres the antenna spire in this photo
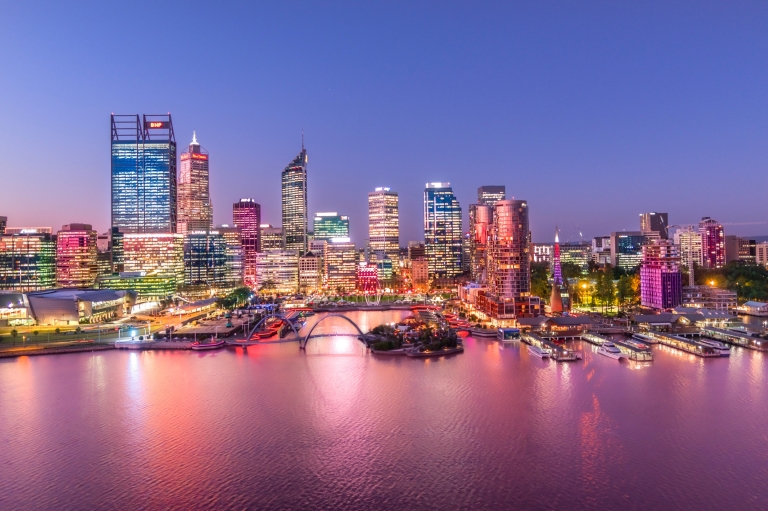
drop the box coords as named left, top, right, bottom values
left=191, top=130, right=198, bottom=145
left=302, top=129, right=304, bottom=151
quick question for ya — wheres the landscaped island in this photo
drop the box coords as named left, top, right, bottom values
left=369, top=318, right=463, bottom=357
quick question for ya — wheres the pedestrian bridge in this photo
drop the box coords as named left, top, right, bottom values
left=244, top=313, right=369, bottom=350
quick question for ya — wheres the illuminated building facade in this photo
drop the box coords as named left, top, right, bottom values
left=469, top=204, right=492, bottom=282
left=299, top=252, right=322, bottom=293
left=313, top=213, right=349, bottom=241
left=217, top=226, right=244, bottom=289
left=423, top=183, right=463, bottom=278
left=0, top=229, right=56, bottom=291
left=233, top=199, right=261, bottom=287
left=111, top=114, right=177, bottom=233
left=177, top=132, right=212, bottom=234
left=477, top=185, right=505, bottom=206
left=610, top=232, right=647, bottom=270
left=282, top=147, right=308, bottom=254
left=122, top=233, right=184, bottom=287
left=699, top=217, right=725, bottom=269
left=260, top=224, right=284, bottom=250
left=357, top=262, right=379, bottom=293
left=368, top=187, right=399, bottom=264
left=183, top=231, right=227, bottom=288
left=254, top=250, right=299, bottom=294
left=673, top=230, right=703, bottom=269
left=325, top=238, right=357, bottom=293
left=0, top=216, right=6, bottom=234
left=56, top=224, right=98, bottom=288
left=640, top=212, right=669, bottom=239
left=640, top=239, right=682, bottom=310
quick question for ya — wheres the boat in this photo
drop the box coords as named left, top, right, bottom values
left=597, top=342, right=625, bottom=360
left=527, top=345, right=551, bottom=358
left=697, top=339, right=731, bottom=356
left=405, top=346, right=464, bottom=357
left=632, top=332, right=658, bottom=344
left=191, top=338, right=226, bottom=351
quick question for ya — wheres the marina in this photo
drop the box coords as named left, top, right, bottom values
left=699, top=326, right=768, bottom=351
left=521, top=332, right=581, bottom=362
left=642, top=331, right=719, bottom=357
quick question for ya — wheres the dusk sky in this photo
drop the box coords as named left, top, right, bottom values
left=2, top=1, right=767, bottom=243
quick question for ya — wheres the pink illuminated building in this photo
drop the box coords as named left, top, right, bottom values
left=699, top=217, right=725, bottom=269
left=233, top=199, right=261, bottom=287
left=56, top=224, right=98, bottom=288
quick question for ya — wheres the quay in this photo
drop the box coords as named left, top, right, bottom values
left=0, top=344, right=114, bottom=359
left=522, top=332, right=580, bottom=362
left=580, top=332, right=653, bottom=361
left=643, top=331, right=719, bottom=357
left=700, top=327, right=768, bottom=351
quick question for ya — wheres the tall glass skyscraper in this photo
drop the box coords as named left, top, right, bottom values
left=313, top=213, right=349, bottom=241
left=368, top=187, right=399, bottom=264
left=282, top=146, right=308, bottom=255
left=177, top=131, right=212, bottom=234
left=423, top=183, right=463, bottom=278
left=111, top=114, right=177, bottom=233
left=233, top=199, right=261, bottom=288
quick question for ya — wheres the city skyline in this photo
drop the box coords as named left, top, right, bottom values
left=3, top=3, right=768, bottom=243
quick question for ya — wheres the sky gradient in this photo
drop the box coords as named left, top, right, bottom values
left=1, top=1, right=767, bottom=244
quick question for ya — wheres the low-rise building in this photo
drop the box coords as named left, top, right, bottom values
left=682, top=285, right=737, bottom=311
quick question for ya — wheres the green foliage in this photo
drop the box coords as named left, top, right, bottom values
left=561, top=262, right=583, bottom=280
left=218, top=287, right=252, bottom=309
left=697, top=261, right=768, bottom=302
left=531, top=262, right=552, bottom=303
left=373, top=340, right=396, bottom=351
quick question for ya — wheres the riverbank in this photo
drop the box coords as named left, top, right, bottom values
left=0, top=343, right=114, bottom=359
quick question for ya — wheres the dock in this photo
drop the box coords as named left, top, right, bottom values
left=522, top=333, right=581, bottom=362
left=581, top=333, right=653, bottom=361
left=700, top=327, right=768, bottom=351
left=643, top=332, right=719, bottom=357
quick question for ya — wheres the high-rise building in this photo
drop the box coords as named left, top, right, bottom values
left=640, top=239, right=682, bottom=310
left=325, top=238, right=357, bottom=293
left=468, top=204, right=492, bottom=282
left=216, top=226, right=244, bottom=289
left=640, top=212, right=669, bottom=239
left=699, top=217, right=725, bottom=269
left=299, top=251, right=323, bottom=293
left=254, top=250, right=299, bottom=294
left=56, top=224, right=98, bottom=288
left=282, top=146, right=308, bottom=255
left=368, top=187, right=399, bottom=264
left=177, top=132, right=212, bottom=234
left=183, top=231, right=227, bottom=289
left=313, top=213, right=349, bottom=241
left=591, top=236, right=611, bottom=265
left=609, top=232, right=647, bottom=269
left=233, top=199, right=261, bottom=287
left=0, top=216, right=6, bottom=234
left=423, top=183, right=463, bottom=279
left=122, top=233, right=184, bottom=285
left=260, top=225, right=284, bottom=250
left=0, top=228, right=56, bottom=291
left=673, top=230, right=703, bottom=269
left=111, top=114, right=177, bottom=233
left=477, top=186, right=506, bottom=206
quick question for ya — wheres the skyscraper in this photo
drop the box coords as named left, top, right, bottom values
left=640, top=239, right=682, bottom=309
left=368, top=187, right=399, bottom=265
left=423, top=183, right=463, bottom=278
left=477, top=185, right=506, bottom=206
left=111, top=114, right=177, bottom=233
left=233, top=199, right=261, bottom=287
left=0, top=228, right=56, bottom=291
left=0, top=216, right=6, bottom=234
left=177, top=131, right=212, bottom=234
left=56, top=224, right=98, bottom=288
left=699, top=217, right=725, bottom=269
left=640, top=212, right=669, bottom=239
left=468, top=204, right=492, bottom=283
left=313, top=213, right=350, bottom=241
left=183, top=231, right=226, bottom=289
left=282, top=145, right=308, bottom=255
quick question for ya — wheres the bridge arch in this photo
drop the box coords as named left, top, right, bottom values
left=245, top=313, right=302, bottom=341
left=300, top=314, right=367, bottom=349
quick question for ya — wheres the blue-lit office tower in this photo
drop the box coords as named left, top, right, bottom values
left=282, top=145, right=308, bottom=255
left=423, top=183, right=463, bottom=278
left=111, top=114, right=177, bottom=233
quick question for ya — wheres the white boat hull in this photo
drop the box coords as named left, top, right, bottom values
left=598, top=348, right=624, bottom=360
left=528, top=345, right=551, bottom=358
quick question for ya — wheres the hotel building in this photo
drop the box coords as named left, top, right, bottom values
left=56, top=224, right=98, bottom=288
left=699, top=217, right=725, bottom=269
left=423, top=183, right=463, bottom=278
left=640, top=239, right=682, bottom=310
left=368, top=187, right=399, bottom=264
left=282, top=147, right=308, bottom=254
left=468, top=203, right=492, bottom=283
left=177, top=132, right=212, bottom=234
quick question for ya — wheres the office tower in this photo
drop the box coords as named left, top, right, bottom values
left=423, top=183, right=463, bottom=278
left=177, top=132, right=212, bottom=234
left=0, top=228, right=56, bottom=291
left=673, top=230, right=703, bottom=269
left=699, top=217, right=725, bottom=269
left=477, top=185, right=506, bottom=206
left=640, top=240, right=682, bottom=309
left=609, top=232, right=647, bottom=269
left=254, top=250, right=299, bottom=294
left=183, top=231, right=226, bottom=288
left=640, top=212, right=669, bottom=239
left=299, top=252, right=323, bottom=293
left=217, top=226, right=244, bottom=289
left=233, top=199, right=261, bottom=287
left=111, top=114, right=177, bottom=233
left=313, top=213, right=350, bottom=241
left=282, top=145, right=308, bottom=254
left=56, top=224, right=98, bottom=288
left=122, top=233, right=184, bottom=281
left=325, top=238, right=357, bottom=293
left=260, top=225, right=284, bottom=250
left=468, top=204, right=492, bottom=282
left=0, top=216, right=6, bottom=234
left=368, top=187, right=399, bottom=264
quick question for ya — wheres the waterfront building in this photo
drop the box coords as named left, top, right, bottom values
left=177, top=132, right=212, bottom=234
left=325, top=238, right=357, bottom=293
left=368, top=187, right=399, bottom=264
left=183, top=231, right=227, bottom=290
left=682, top=285, right=736, bottom=311
left=469, top=204, right=492, bottom=283
left=255, top=250, right=299, bottom=294
left=0, top=292, right=33, bottom=326
left=640, top=212, right=669, bottom=239
left=233, top=199, right=261, bottom=287
left=97, top=272, right=178, bottom=302
left=699, top=217, right=725, bottom=269
left=56, top=224, right=98, bottom=288
left=477, top=185, right=505, bottom=206
left=299, top=252, right=322, bottom=293
left=111, top=114, right=177, bottom=233
left=282, top=146, right=308, bottom=255
left=217, top=225, right=244, bottom=289
left=0, top=228, right=56, bottom=292
left=609, top=232, right=647, bottom=270
left=313, top=213, right=349, bottom=241
left=640, top=240, right=682, bottom=310
left=260, top=224, right=284, bottom=250
left=357, top=262, right=379, bottom=293
left=423, top=183, right=463, bottom=279
left=25, top=289, right=136, bottom=325
left=121, top=233, right=184, bottom=294
left=477, top=200, right=541, bottom=322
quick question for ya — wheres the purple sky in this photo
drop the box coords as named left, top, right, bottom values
left=1, top=1, right=768, bottom=244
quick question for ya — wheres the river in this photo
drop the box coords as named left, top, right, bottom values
left=1, top=310, right=767, bottom=510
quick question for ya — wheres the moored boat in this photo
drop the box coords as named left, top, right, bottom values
left=527, top=345, right=551, bottom=358
left=597, top=342, right=625, bottom=360
left=697, top=339, right=731, bottom=356
left=191, top=338, right=226, bottom=351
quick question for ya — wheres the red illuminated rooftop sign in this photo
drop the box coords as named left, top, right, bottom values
left=147, top=121, right=168, bottom=129
left=181, top=153, right=209, bottom=161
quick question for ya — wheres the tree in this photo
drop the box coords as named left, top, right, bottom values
left=530, top=262, right=552, bottom=303
left=616, top=275, right=633, bottom=311
left=11, top=330, right=18, bottom=343
left=561, top=262, right=583, bottom=280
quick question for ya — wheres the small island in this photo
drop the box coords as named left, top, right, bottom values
left=368, top=318, right=464, bottom=358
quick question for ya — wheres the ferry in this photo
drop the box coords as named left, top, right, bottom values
left=632, top=332, right=658, bottom=345
left=527, top=345, right=551, bottom=358
left=191, top=338, right=226, bottom=351
left=697, top=339, right=731, bottom=356
left=497, top=328, right=521, bottom=343
left=597, top=342, right=625, bottom=360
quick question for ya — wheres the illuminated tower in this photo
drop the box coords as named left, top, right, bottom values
left=468, top=204, right=492, bottom=283
left=233, top=199, right=261, bottom=287
left=423, top=183, right=463, bottom=278
left=177, top=131, right=212, bottom=234
left=550, top=227, right=568, bottom=312
left=56, top=224, right=98, bottom=288
left=699, top=217, right=725, bottom=269
left=282, top=142, right=308, bottom=255
left=368, top=187, right=399, bottom=264
left=111, top=114, right=177, bottom=233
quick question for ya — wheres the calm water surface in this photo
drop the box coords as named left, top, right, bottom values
left=1, top=310, right=767, bottom=510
